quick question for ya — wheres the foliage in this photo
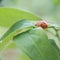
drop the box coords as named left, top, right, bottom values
left=0, top=8, right=60, bottom=60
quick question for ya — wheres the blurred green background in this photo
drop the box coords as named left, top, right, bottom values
left=0, top=0, right=60, bottom=25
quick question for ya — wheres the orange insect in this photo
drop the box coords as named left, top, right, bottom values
left=35, top=20, right=48, bottom=29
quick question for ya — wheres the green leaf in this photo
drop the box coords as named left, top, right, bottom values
left=0, top=20, right=35, bottom=60
left=0, top=8, right=41, bottom=27
left=45, top=28, right=60, bottom=49
left=13, top=27, right=60, bottom=60
left=0, top=8, right=41, bottom=51
left=49, top=39, right=60, bottom=52
left=0, top=8, right=59, bottom=60
left=0, top=19, right=34, bottom=40
left=0, top=20, right=34, bottom=50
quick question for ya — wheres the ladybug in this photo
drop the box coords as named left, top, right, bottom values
left=35, top=20, right=48, bottom=29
